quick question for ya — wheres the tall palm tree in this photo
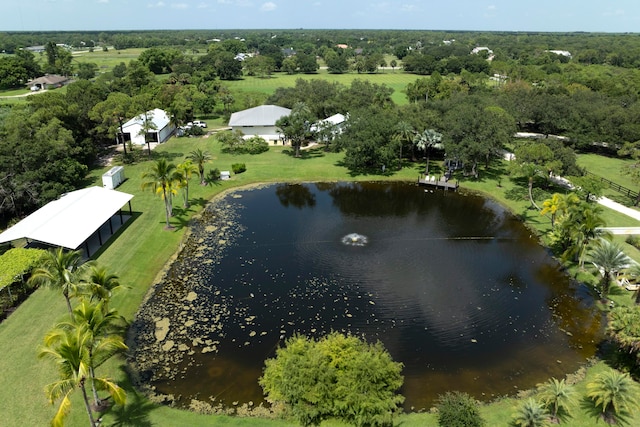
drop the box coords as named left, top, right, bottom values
left=82, top=265, right=124, bottom=311
left=394, top=121, right=414, bottom=169
left=47, top=300, right=127, bottom=407
left=588, top=238, right=631, bottom=300
left=587, top=368, right=640, bottom=424
left=536, top=377, right=575, bottom=423
left=512, top=398, right=549, bottom=427
left=39, top=325, right=126, bottom=427
left=413, top=129, right=443, bottom=175
left=563, top=202, right=609, bottom=268
left=141, top=158, right=179, bottom=229
left=176, top=159, right=199, bottom=208
left=187, top=148, right=212, bottom=185
left=28, top=248, right=88, bottom=316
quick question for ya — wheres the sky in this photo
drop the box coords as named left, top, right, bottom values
left=5, top=0, right=640, bottom=33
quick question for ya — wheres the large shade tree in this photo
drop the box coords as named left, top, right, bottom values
left=260, top=332, right=404, bottom=427
left=276, top=102, right=314, bottom=158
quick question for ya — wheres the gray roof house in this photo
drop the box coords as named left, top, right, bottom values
left=26, top=74, right=71, bottom=90
left=228, top=105, right=292, bottom=143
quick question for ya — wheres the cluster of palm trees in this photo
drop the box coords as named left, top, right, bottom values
left=29, top=248, right=128, bottom=427
left=512, top=371, right=640, bottom=426
left=393, top=122, right=443, bottom=174
left=141, top=149, right=211, bottom=229
left=540, top=192, right=638, bottom=301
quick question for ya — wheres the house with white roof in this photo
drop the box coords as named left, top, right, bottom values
left=228, top=105, right=292, bottom=143
left=118, top=108, right=175, bottom=146
left=311, top=113, right=347, bottom=142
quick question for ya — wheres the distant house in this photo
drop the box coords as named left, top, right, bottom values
left=229, top=105, right=292, bottom=144
left=311, top=113, right=347, bottom=142
left=26, top=74, right=71, bottom=90
left=118, top=108, right=175, bottom=146
left=547, top=50, right=572, bottom=58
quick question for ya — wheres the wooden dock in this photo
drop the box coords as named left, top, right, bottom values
left=418, top=175, right=459, bottom=191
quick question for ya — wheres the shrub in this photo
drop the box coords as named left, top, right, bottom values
left=186, top=126, right=205, bottom=137
left=260, top=333, right=404, bottom=427
left=625, top=235, right=640, bottom=250
left=436, top=391, right=485, bottom=427
left=243, top=136, right=269, bottom=154
left=232, top=163, right=246, bottom=174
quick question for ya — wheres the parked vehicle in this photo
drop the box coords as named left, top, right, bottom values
left=193, top=120, right=207, bottom=128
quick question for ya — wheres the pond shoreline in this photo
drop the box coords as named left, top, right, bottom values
left=126, top=180, right=604, bottom=416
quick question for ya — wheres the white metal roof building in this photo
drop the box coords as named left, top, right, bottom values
left=228, top=105, right=291, bottom=143
left=119, top=108, right=175, bottom=146
left=0, top=187, right=133, bottom=257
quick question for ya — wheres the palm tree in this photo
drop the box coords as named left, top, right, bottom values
left=536, top=377, right=575, bottom=423
left=47, top=300, right=127, bottom=407
left=413, top=129, right=443, bottom=175
left=28, top=248, right=88, bottom=316
left=512, top=398, right=549, bottom=427
left=541, top=193, right=580, bottom=229
left=176, top=159, right=199, bottom=208
left=141, top=158, right=179, bottom=229
left=82, top=265, right=124, bottom=311
left=394, top=121, right=414, bottom=168
left=588, top=238, right=631, bottom=300
left=587, top=368, right=640, bottom=424
left=563, top=202, right=610, bottom=269
left=39, top=325, right=126, bottom=427
left=187, top=148, right=212, bottom=185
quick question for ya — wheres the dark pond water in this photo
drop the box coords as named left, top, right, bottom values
left=130, top=182, right=603, bottom=411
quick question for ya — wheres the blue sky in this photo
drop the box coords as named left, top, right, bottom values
left=6, top=0, right=640, bottom=32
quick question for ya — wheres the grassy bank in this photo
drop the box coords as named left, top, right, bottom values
left=1, top=136, right=638, bottom=426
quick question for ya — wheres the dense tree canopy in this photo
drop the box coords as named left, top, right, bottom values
left=260, top=332, right=404, bottom=427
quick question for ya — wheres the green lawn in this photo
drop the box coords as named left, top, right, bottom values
left=1, top=139, right=639, bottom=426
left=577, top=153, right=640, bottom=203
left=225, top=70, right=419, bottom=105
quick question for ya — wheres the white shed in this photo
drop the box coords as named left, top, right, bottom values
left=118, top=108, right=175, bottom=146
left=102, top=166, right=125, bottom=190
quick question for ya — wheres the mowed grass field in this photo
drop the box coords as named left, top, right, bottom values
left=225, top=70, right=417, bottom=105
left=1, top=48, right=418, bottom=106
left=1, top=131, right=640, bottom=426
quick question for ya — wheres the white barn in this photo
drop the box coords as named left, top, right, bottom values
left=228, top=105, right=291, bottom=143
left=119, top=108, right=175, bottom=146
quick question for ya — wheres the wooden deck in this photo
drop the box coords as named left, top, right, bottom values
left=417, top=175, right=459, bottom=191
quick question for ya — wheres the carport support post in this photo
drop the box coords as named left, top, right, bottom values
left=108, top=217, right=113, bottom=234
left=97, top=228, right=102, bottom=246
left=84, top=241, right=91, bottom=258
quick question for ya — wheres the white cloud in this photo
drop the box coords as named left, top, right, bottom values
left=148, top=1, right=165, bottom=8
left=261, top=2, right=276, bottom=11
left=97, top=0, right=109, bottom=4
left=171, top=2, right=188, bottom=9
left=487, top=4, right=496, bottom=10
left=400, top=4, right=417, bottom=12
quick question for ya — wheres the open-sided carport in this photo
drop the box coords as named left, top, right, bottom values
left=0, top=186, right=133, bottom=258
